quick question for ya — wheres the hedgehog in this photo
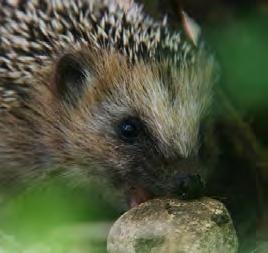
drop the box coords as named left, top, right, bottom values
left=0, top=0, right=221, bottom=213
left=0, top=0, right=217, bottom=207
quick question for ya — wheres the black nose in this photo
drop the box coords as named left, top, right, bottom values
left=175, top=174, right=204, bottom=199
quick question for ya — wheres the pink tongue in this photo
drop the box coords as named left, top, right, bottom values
left=130, top=187, right=151, bottom=208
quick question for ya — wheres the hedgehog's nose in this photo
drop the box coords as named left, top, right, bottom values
left=175, top=174, right=204, bottom=199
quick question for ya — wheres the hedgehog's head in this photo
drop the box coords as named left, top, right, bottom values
left=39, top=44, right=216, bottom=207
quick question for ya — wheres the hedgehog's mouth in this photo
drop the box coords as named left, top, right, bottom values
left=129, top=186, right=152, bottom=208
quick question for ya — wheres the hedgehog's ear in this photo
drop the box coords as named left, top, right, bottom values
left=54, top=53, right=89, bottom=105
left=181, top=11, right=201, bottom=47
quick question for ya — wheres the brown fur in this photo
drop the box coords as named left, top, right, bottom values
left=0, top=0, right=217, bottom=199
left=0, top=44, right=215, bottom=195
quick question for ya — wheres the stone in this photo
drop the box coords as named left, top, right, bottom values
left=107, top=198, right=238, bottom=253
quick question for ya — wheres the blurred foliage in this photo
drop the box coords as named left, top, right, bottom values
left=0, top=179, right=120, bottom=252
left=206, top=12, right=268, bottom=148
left=208, top=15, right=268, bottom=110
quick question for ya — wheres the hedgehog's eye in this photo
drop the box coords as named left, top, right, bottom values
left=118, top=117, right=143, bottom=143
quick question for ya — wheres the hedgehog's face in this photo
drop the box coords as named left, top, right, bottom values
left=50, top=49, right=215, bottom=207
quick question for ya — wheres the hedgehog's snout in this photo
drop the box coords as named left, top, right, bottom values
left=174, top=173, right=204, bottom=200
left=127, top=173, right=205, bottom=208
